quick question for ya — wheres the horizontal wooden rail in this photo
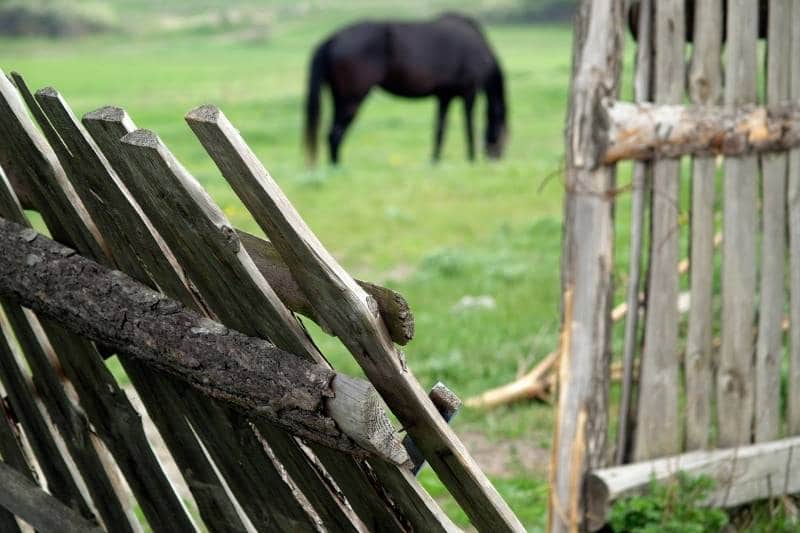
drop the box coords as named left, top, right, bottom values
left=602, top=100, right=800, bottom=164
left=0, top=217, right=410, bottom=466
left=586, top=436, right=800, bottom=531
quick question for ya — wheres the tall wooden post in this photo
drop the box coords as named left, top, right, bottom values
left=551, top=1, right=624, bottom=531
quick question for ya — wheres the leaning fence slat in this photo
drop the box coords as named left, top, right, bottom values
left=30, top=86, right=251, bottom=533
left=185, top=105, right=522, bottom=532
left=788, top=1, right=800, bottom=435
left=0, top=169, right=138, bottom=531
left=0, top=459, right=104, bottom=533
left=616, top=0, right=652, bottom=465
left=633, top=0, right=683, bottom=462
left=82, top=108, right=436, bottom=533
left=0, top=315, right=94, bottom=521
left=718, top=0, right=759, bottom=447
left=0, top=404, right=24, bottom=533
left=0, top=75, right=198, bottom=532
left=684, top=0, right=723, bottom=451
left=755, top=0, right=790, bottom=443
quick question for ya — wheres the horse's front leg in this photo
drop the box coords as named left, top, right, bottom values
left=463, top=92, right=476, bottom=162
left=432, top=95, right=452, bottom=162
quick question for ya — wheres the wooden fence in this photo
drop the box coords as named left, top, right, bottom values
left=0, top=67, right=525, bottom=532
left=555, top=1, right=800, bottom=531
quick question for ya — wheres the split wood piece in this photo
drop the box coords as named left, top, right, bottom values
left=719, top=0, right=759, bottom=447
left=238, top=229, right=414, bottom=345
left=0, top=403, right=24, bottom=533
left=0, top=70, right=106, bottom=260
left=789, top=1, right=800, bottom=435
left=0, top=310, right=94, bottom=521
left=83, top=107, right=444, bottom=533
left=617, top=0, right=653, bottom=465
left=402, top=382, right=463, bottom=474
left=465, top=351, right=557, bottom=409
left=0, top=217, right=411, bottom=466
left=186, top=104, right=522, bottom=532
left=2, top=78, right=200, bottom=533
left=0, top=459, right=104, bottom=533
left=29, top=85, right=261, bottom=533
left=633, top=0, right=684, bottom=462
left=554, top=0, right=624, bottom=530
left=586, top=436, right=800, bottom=531
left=755, top=0, right=791, bottom=443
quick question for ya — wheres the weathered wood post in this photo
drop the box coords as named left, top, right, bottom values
left=551, top=0, right=624, bottom=531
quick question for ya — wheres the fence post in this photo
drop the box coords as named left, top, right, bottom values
left=551, top=1, right=624, bottom=531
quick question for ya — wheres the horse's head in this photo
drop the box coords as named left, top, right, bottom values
left=484, top=65, right=507, bottom=160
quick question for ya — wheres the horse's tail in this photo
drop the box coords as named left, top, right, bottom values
left=304, top=40, right=329, bottom=165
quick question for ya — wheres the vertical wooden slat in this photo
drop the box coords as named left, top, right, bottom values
left=788, top=1, right=800, bottom=436
left=685, top=0, right=723, bottom=451
left=0, top=398, right=24, bottom=533
left=718, top=0, right=759, bottom=447
left=755, top=0, right=790, bottom=443
left=616, top=0, right=652, bottom=465
left=554, top=0, right=624, bottom=530
left=633, top=0, right=684, bottom=461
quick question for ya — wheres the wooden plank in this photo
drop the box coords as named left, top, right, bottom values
left=788, top=0, right=800, bottom=435
left=0, top=402, right=24, bottom=533
left=0, top=459, right=104, bottom=533
left=755, top=0, right=790, bottom=442
left=82, top=107, right=429, bottom=533
left=684, top=0, right=723, bottom=451
left=185, top=105, right=522, bottom=532
left=633, top=0, right=684, bottom=462
left=84, top=108, right=456, bottom=530
left=587, top=435, right=800, bottom=530
left=0, top=168, right=138, bottom=531
left=0, top=70, right=106, bottom=260
left=0, top=312, right=94, bottom=522
left=616, top=0, right=652, bottom=465
left=718, top=0, right=759, bottom=447
left=0, top=76, right=198, bottom=533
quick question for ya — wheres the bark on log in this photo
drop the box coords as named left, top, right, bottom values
left=0, top=217, right=410, bottom=466
left=0, top=459, right=104, bottom=533
left=586, top=436, right=800, bottom=531
left=602, top=100, right=800, bottom=164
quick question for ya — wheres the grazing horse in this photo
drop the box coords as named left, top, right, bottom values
left=304, top=13, right=507, bottom=165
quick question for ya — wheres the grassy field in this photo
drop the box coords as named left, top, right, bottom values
left=2, top=1, right=582, bottom=529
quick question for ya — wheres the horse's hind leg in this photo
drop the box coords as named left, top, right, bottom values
left=432, top=95, right=452, bottom=162
left=463, top=91, right=476, bottom=162
left=328, top=96, right=364, bottom=164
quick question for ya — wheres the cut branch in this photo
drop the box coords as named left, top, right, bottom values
left=0, top=217, right=410, bottom=466
left=602, top=100, right=800, bottom=164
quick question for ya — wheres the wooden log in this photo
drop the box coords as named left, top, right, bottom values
left=553, top=1, right=624, bottom=530
left=755, top=0, right=790, bottom=443
left=466, top=351, right=557, bottom=409
left=238, top=228, right=414, bottom=345
left=0, top=217, right=410, bottom=466
left=0, top=459, right=104, bottom=533
left=633, top=0, right=684, bottom=462
left=602, top=101, right=800, bottom=164
left=684, top=0, right=723, bottom=452
left=616, top=0, right=652, bottom=465
left=586, top=436, right=800, bottom=531
left=718, top=0, right=759, bottom=447
left=83, top=107, right=441, bottom=533
left=788, top=1, right=800, bottom=436
left=185, top=104, right=521, bottom=532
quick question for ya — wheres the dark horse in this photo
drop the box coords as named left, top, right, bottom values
left=304, top=13, right=507, bottom=164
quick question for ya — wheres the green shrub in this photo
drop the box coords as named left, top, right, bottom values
left=609, top=472, right=728, bottom=533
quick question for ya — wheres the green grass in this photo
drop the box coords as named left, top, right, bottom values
left=2, top=2, right=577, bottom=529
